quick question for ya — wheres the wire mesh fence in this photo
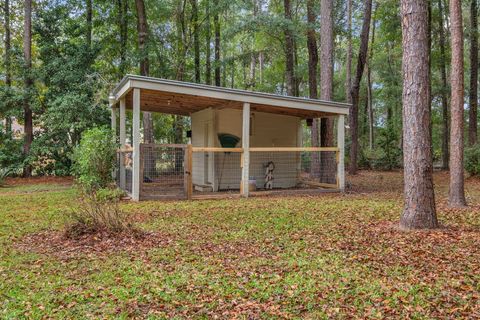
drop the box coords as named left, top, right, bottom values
left=116, top=145, right=339, bottom=200
left=191, top=149, right=242, bottom=194
left=116, top=150, right=133, bottom=194
left=140, top=144, right=186, bottom=199
left=249, top=149, right=338, bottom=191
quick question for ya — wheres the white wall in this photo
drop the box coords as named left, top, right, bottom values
left=191, top=108, right=215, bottom=187
left=215, top=109, right=302, bottom=190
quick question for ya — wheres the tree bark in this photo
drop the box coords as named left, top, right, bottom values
left=117, top=0, right=128, bottom=78
left=469, top=0, right=478, bottom=146
left=437, top=0, right=449, bottom=169
left=307, top=0, right=320, bottom=177
left=284, top=0, right=296, bottom=96
left=367, top=3, right=376, bottom=150
left=205, top=0, right=212, bottom=85
left=399, top=0, right=438, bottom=230
left=4, top=0, right=12, bottom=133
left=214, top=0, right=221, bottom=86
left=449, top=0, right=467, bottom=207
left=346, top=0, right=353, bottom=104
left=23, top=0, right=33, bottom=177
left=319, top=0, right=335, bottom=183
left=349, top=0, right=373, bottom=175
left=86, top=0, right=93, bottom=50
left=134, top=0, right=154, bottom=146
left=190, top=0, right=200, bottom=83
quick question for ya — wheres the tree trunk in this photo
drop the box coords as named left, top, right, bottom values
left=399, top=0, right=438, bottom=230
left=469, top=0, right=478, bottom=146
left=346, top=0, right=353, bottom=103
left=307, top=0, right=320, bottom=177
left=437, top=0, right=449, bottom=169
left=284, top=0, right=296, bottom=97
left=214, top=0, right=221, bottom=86
left=367, top=3, right=377, bottom=150
left=86, top=0, right=93, bottom=50
left=4, top=0, right=12, bottom=133
left=449, top=0, right=467, bottom=207
left=23, top=0, right=33, bottom=177
left=205, top=0, right=212, bottom=85
left=117, top=0, right=128, bottom=78
left=319, top=0, right=335, bottom=183
left=349, top=0, right=373, bottom=175
left=134, top=0, right=154, bottom=146
left=190, top=0, right=200, bottom=83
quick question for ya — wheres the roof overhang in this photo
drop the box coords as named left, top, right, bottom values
left=110, top=75, right=350, bottom=118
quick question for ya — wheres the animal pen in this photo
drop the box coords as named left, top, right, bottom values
left=110, top=75, right=349, bottom=201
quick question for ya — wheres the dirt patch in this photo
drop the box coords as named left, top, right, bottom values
left=15, top=229, right=175, bottom=260
left=5, top=176, right=74, bottom=186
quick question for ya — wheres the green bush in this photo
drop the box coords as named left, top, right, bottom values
left=465, top=144, right=480, bottom=176
left=72, top=127, right=117, bottom=191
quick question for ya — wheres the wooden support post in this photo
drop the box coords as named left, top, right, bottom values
left=110, top=102, right=117, bottom=180
left=132, top=88, right=141, bottom=201
left=185, top=144, right=193, bottom=200
left=241, top=102, right=250, bottom=197
left=337, top=115, right=345, bottom=191
left=119, top=98, right=126, bottom=190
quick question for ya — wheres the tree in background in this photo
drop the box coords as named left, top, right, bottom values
left=399, top=0, right=438, bottom=230
left=469, top=0, right=478, bottom=146
left=349, top=0, right=373, bottom=175
left=23, top=0, right=33, bottom=177
left=283, top=0, right=296, bottom=97
left=448, top=0, right=467, bottom=207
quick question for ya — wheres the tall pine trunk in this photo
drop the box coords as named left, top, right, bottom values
left=399, top=0, right=438, bottom=230
left=284, top=0, right=296, bottom=96
left=366, top=3, right=377, bottom=150
left=349, top=0, right=373, bottom=175
left=4, top=0, right=12, bottom=133
left=135, top=0, right=154, bottom=145
left=86, top=0, right=92, bottom=50
left=307, top=0, right=320, bottom=177
left=437, top=0, right=449, bottom=169
left=469, top=0, right=478, bottom=146
left=205, top=0, right=212, bottom=85
left=117, top=0, right=128, bottom=78
left=346, top=0, right=353, bottom=104
left=214, top=0, right=221, bottom=86
left=23, top=0, right=33, bottom=177
left=320, top=0, right=335, bottom=183
left=448, top=0, right=467, bottom=207
left=191, top=0, right=200, bottom=83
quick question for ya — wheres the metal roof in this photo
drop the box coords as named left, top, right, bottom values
left=110, top=74, right=350, bottom=116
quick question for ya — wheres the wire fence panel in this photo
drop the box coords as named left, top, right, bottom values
left=191, top=149, right=242, bottom=194
left=116, top=150, right=133, bottom=195
left=249, top=150, right=338, bottom=190
left=140, top=144, right=186, bottom=199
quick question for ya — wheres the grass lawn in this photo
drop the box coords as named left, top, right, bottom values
left=1, top=171, right=479, bottom=319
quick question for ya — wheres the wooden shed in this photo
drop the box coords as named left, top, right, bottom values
left=109, top=75, right=349, bottom=201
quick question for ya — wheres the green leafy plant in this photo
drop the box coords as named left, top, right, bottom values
left=465, top=144, right=480, bottom=176
left=68, top=127, right=133, bottom=236
left=0, top=168, right=11, bottom=186
left=72, top=126, right=117, bottom=192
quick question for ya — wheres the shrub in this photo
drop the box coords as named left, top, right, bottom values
left=0, top=168, right=11, bottom=186
left=68, top=127, right=133, bottom=236
left=65, top=188, right=131, bottom=238
left=72, top=126, right=117, bottom=191
left=465, top=144, right=480, bottom=176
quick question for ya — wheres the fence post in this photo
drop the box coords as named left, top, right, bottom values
left=131, top=88, right=141, bottom=201
left=185, top=144, right=193, bottom=200
left=337, top=115, right=345, bottom=191
left=241, top=102, right=250, bottom=197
